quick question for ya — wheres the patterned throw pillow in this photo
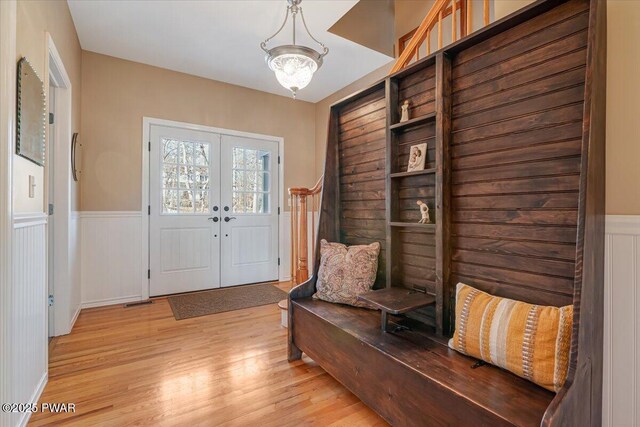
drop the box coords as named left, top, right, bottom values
left=313, top=239, right=381, bottom=308
left=448, top=283, right=573, bottom=392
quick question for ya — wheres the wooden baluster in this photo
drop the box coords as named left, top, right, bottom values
left=291, top=194, right=298, bottom=284
left=484, top=0, right=490, bottom=26
left=427, top=28, right=431, bottom=55
left=311, top=194, right=316, bottom=272
left=467, top=0, right=472, bottom=35
left=296, top=194, right=309, bottom=283
left=452, top=0, right=457, bottom=41
left=459, top=0, right=466, bottom=38
left=438, top=10, right=443, bottom=49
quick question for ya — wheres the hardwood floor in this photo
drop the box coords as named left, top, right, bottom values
left=29, top=283, right=386, bottom=426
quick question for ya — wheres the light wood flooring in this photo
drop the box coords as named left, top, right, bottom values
left=29, top=283, right=386, bottom=426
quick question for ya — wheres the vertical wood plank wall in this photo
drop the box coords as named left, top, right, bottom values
left=449, top=0, right=589, bottom=306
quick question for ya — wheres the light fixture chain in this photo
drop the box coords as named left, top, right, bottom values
left=299, top=7, right=329, bottom=57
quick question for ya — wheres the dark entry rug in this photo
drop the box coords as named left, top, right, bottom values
left=167, top=283, right=287, bottom=320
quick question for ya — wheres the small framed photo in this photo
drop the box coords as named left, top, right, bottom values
left=407, top=143, right=427, bottom=172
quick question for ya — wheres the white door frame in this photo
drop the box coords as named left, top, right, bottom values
left=46, top=33, right=78, bottom=336
left=141, top=117, right=285, bottom=299
left=0, top=1, right=16, bottom=425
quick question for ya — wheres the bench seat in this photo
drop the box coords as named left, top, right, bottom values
left=292, top=298, right=554, bottom=427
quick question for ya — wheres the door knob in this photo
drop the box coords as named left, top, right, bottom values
left=224, top=216, right=236, bottom=222
left=208, top=217, right=219, bottom=222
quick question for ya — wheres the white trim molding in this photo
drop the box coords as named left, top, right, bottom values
left=46, top=33, right=81, bottom=338
left=0, top=2, right=16, bottom=427
left=13, top=212, right=47, bottom=228
left=604, top=214, right=640, bottom=427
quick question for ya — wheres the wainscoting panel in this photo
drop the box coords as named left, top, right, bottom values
left=80, top=212, right=144, bottom=308
left=604, top=215, right=640, bottom=427
left=12, top=214, right=47, bottom=427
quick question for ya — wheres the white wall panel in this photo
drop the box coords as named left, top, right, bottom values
left=12, top=215, right=47, bottom=427
left=80, top=212, right=144, bottom=307
left=604, top=215, right=640, bottom=427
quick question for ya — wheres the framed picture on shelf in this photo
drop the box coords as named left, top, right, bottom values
left=406, top=143, right=427, bottom=172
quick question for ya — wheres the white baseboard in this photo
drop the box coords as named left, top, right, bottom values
left=69, top=304, right=81, bottom=331
left=17, top=372, right=47, bottom=427
left=81, top=295, right=143, bottom=309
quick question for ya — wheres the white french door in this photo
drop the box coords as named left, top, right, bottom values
left=149, top=125, right=221, bottom=296
left=220, top=135, right=279, bottom=287
left=149, top=124, right=279, bottom=296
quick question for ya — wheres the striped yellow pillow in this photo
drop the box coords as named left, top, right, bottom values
left=448, top=283, right=573, bottom=392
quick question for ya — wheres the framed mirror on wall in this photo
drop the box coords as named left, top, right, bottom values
left=16, top=57, right=46, bottom=166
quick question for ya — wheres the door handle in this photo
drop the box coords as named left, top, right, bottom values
left=208, top=217, right=219, bottom=223
left=224, top=216, right=236, bottom=222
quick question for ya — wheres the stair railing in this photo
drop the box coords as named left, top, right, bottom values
left=392, top=0, right=491, bottom=73
left=289, top=176, right=322, bottom=285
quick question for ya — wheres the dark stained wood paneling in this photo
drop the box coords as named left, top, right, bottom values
left=450, top=0, right=589, bottom=307
left=396, top=228, right=436, bottom=294
left=398, top=65, right=437, bottom=121
left=338, top=88, right=387, bottom=288
left=290, top=0, right=605, bottom=425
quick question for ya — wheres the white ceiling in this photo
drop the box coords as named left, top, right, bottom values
left=67, top=0, right=394, bottom=103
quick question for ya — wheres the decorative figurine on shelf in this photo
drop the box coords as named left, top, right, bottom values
left=417, top=200, right=431, bottom=224
left=400, top=100, right=410, bottom=123
left=407, top=142, right=427, bottom=172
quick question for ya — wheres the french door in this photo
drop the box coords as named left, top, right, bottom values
left=149, top=124, right=279, bottom=296
left=220, top=135, right=279, bottom=287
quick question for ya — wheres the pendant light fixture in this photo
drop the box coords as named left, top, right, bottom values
left=261, top=0, right=329, bottom=99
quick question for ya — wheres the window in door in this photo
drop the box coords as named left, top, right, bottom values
left=162, top=138, right=211, bottom=214
left=232, top=147, right=271, bottom=214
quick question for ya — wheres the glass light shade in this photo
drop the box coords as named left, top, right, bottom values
left=269, top=53, right=318, bottom=96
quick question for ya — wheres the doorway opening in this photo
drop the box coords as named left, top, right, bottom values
left=47, top=34, right=79, bottom=337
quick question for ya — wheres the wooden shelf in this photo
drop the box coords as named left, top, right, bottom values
left=389, top=113, right=436, bottom=131
left=390, top=168, right=436, bottom=179
left=389, top=222, right=435, bottom=229
left=358, top=287, right=435, bottom=315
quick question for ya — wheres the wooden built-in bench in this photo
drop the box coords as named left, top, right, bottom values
left=288, top=0, right=606, bottom=425
left=293, top=298, right=554, bottom=426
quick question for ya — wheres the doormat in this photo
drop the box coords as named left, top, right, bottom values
left=167, top=283, right=287, bottom=320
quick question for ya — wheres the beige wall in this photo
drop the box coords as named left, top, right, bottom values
left=15, top=0, right=82, bottom=213
left=494, top=0, right=535, bottom=20
left=80, top=51, right=316, bottom=211
left=605, top=1, right=640, bottom=214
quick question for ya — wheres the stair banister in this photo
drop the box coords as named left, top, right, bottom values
left=289, top=176, right=322, bottom=284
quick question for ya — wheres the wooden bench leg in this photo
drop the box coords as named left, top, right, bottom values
left=381, top=310, right=388, bottom=333
left=288, top=342, right=303, bottom=361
